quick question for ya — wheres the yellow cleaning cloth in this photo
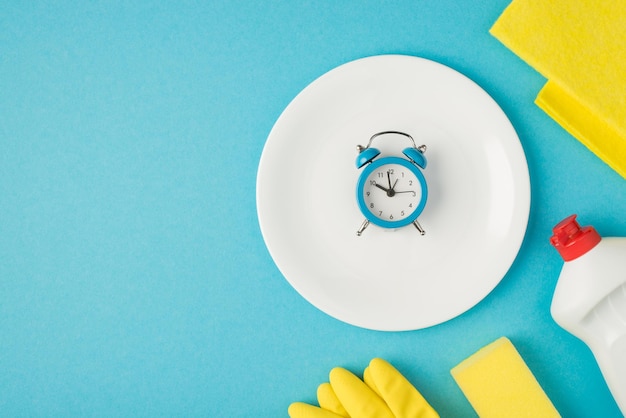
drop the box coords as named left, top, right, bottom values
left=490, top=0, right=626, bottom=179
left=451, top=337, right=560, bottom=418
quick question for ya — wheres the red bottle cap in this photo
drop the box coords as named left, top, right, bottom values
left=550, top=214, right=601, bottom=261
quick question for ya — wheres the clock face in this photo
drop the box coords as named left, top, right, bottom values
left=357, top=157, right=427, bottom=228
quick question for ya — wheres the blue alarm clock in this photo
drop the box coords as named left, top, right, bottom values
left=355, top=131, right=428, bottom=236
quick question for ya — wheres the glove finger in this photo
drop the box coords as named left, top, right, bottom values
left=317, top=383, right=349, bottom=417
left=368, top=358, right=439, bottom=418
left=288, top=402, right=347, bottom=418
left=329, top=367, right=394, bottom=418
left=363, top=366, right=382, bottom=398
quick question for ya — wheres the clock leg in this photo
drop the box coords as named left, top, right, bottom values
left=413, top=220, right=426, bottom=235
left=356, top=219, right=370, bottom=236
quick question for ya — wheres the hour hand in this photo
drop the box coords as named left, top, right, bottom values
left=374, top=183, right=389, bottom=192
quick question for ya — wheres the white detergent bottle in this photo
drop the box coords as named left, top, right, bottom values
left=550, top=214, right=626, bottom=414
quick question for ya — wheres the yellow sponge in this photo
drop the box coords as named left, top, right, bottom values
left=451, top=337, right=560, bottom=417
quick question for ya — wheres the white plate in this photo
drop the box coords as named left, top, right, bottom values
left=256, top=55, right=530, bottom=331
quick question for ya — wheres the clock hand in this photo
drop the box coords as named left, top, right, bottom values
left=387, top=171, right=392, bottom=190
left=395, top=190, right=417, bottom=196
left=374, top=183, right=390, bottom=192
left=391, top=178, right=398, bottom=191
left=376, top=182, right=397, bottom=197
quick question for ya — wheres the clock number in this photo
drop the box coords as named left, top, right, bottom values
left=370, top=180, right=376, bottom=185
left=389, top=214, right=394, bottom=220
left=409, top=203, right=413, bottom=208
left=401, top=211, right=405, bottom=216
left=409, top=180, right=413, bottom=186
left=366, top=191, right=370, bottom=196
left=370, top=203, right=374, bottom=209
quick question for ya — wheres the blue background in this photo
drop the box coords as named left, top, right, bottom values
left=2, top=1, right=626, bottom=416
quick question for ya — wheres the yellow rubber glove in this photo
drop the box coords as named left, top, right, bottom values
left=364, top=359, right=439, bottom=418
left=288, top=358, right=439, bottom=418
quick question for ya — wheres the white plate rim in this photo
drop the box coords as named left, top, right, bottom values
left=256, top=54, right=530, bottom=331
